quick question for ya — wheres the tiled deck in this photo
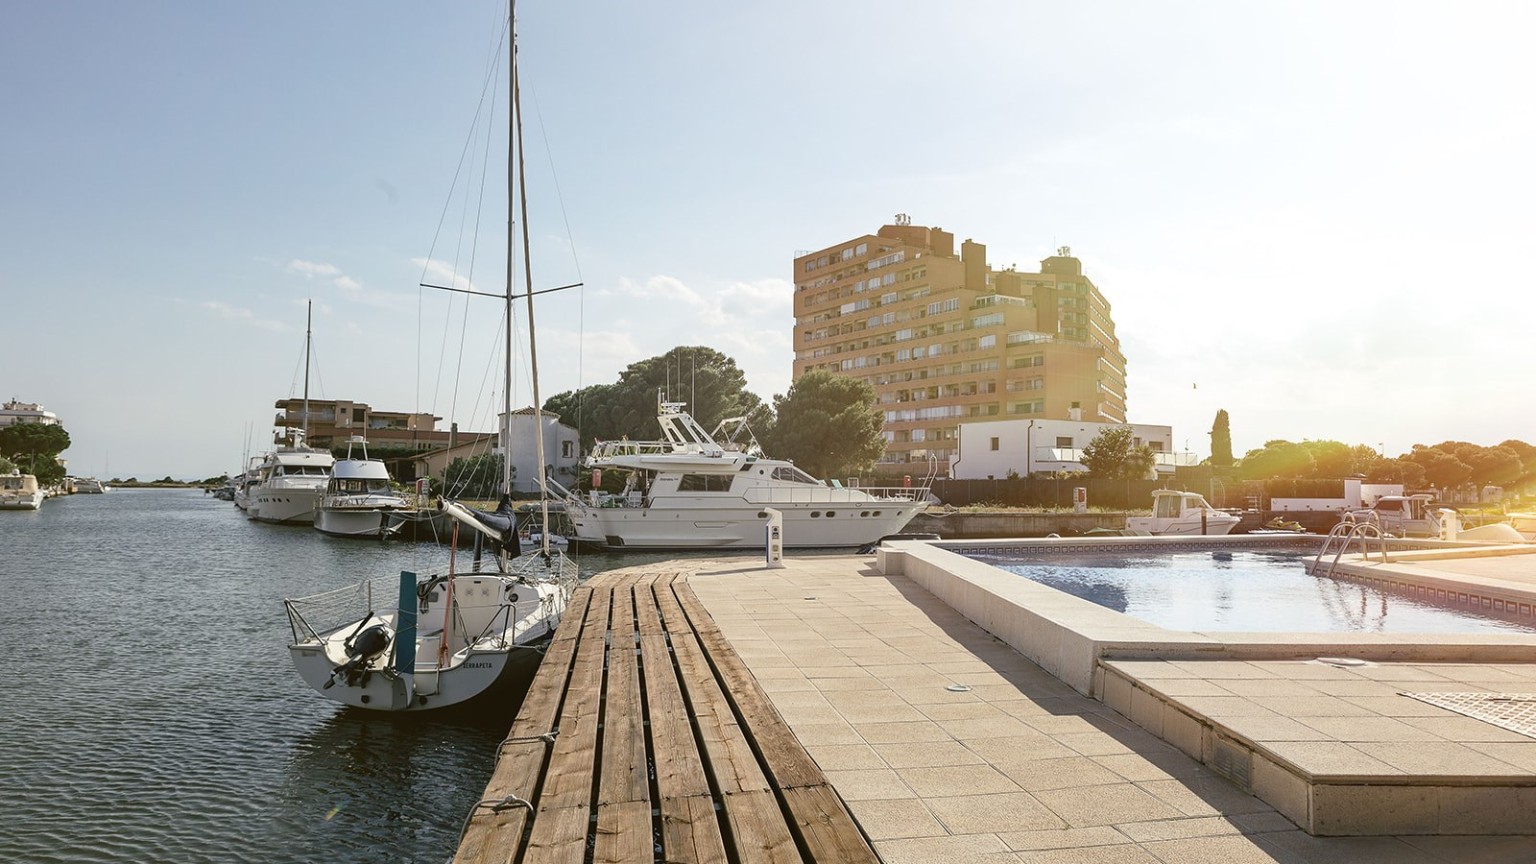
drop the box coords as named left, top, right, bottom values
left=689, top=555, right=1536, bottom=863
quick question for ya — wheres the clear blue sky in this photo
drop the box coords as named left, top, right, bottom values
left=3, top=1, right=1531, bottom=479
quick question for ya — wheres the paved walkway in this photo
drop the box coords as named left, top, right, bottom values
left=688, top=555, right=1536, bottom=864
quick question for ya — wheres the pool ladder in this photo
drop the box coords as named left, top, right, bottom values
left=1311, top=520, right=1389, bottom=578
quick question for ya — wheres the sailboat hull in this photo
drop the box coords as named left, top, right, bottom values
left=568, top=500, right=927, bottom=549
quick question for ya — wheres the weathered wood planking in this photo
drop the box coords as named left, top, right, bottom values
left=594, top=583, right=650, bottom=864
left=454, top=569, right=883, bottom=864
left=673, top=581, right=878, bottom=864
left=454, top=587, right=594, bottom=864
left=521, top=584, right=612, bottom=864
left=636, top=575, right=729, bottom=864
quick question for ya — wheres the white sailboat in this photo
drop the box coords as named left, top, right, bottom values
left=283, top=5, right=577, bottom=712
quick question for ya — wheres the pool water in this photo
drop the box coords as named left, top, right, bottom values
left=966, top=548, right=1536, bottom=634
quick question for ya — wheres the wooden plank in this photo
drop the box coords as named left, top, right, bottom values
left=593, top=800, right=654, bottom=864
left=521, top=584, right=612, bottom=858
left=721, top=788, right=803, bottom=864
left=637, top=579, right=729, bottom=863
left=454, top=588, right=593, bottom=864
left=673, top=582, right=826, bottom=789
left=671, top=581, right=879, bottom=863
left=669, top=626, right=769, bottom=796
left=598, top=584, right=648, bottom=806
left=658, top=795, right=728, bottom=864
left=520, top=805, right=590, bottom=864
left=780, top=785, right=880, bottom=864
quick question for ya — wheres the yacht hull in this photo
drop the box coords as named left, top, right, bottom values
left=315, top=507, right=404, bottom=538
left=249, top=488, right=324, bottom=524
left=568, top=500, right=926, bottom=549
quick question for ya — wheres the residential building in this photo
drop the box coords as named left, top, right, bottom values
left=271, top=398, right=478, bottom=452
left=1, top=399, right=61, bottom=428
left=950, top=415, right=1198, bottom=480
left=793, top=217, right=1127, bottom=471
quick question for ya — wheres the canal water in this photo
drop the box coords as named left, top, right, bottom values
left=0, top=489, right=690, bottom=864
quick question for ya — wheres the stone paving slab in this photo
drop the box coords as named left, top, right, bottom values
left=686, top=555, right=1536, bottom=863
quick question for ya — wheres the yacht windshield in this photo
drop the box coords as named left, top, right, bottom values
left=771, top=465, right=818, bottom=485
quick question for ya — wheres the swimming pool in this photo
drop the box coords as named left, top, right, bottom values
left=964, top=547, right=1536, bottom=635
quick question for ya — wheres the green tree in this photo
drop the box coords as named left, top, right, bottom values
left=1209, top=409, right=1233, bottom=469
left=1080, top=426, right=1157, bottom=480
left=1366, top=457, right=1427, bottom=487
left=1301, top=440, right=1355, bottom=479
left=444, top=453, right=506, bottom=500
left=0, top=423, right=70, bottom=484
left=0, top=455, right=15, bottom=474
left=1405, top=444, right=1472, bottom=490
left=544, top=347, right=765, bottom=453
left=1237, top=440, right=1315, bottom=481
left=760, top=371, right=885, bottom=479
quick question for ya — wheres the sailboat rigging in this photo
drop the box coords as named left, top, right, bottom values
left=283, top=4, right=578, bottom=712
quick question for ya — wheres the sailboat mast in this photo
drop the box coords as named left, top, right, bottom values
left=502, top=6, right=515, bottom=504
left=302, top=299, right=312, bottom=446
left=510, top=1, right=551, bottom=552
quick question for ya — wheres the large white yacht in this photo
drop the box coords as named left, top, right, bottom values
left=557, top=403, right=931, bottom=550
left=0, top=472, right=45, bottom=510
left=314, top=437, right=410, bottom=538
left=247, top=429, right=335, bottom=525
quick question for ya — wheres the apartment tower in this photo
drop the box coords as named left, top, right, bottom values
left=792, top=216, right=1127, bottom=470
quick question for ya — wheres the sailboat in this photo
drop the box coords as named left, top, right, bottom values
left=248, top=302, right=336, bottom=525
left=282, top=5, right=578, bottom=712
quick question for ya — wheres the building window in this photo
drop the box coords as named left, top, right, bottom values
left=562, top=441, right=575, bottom=458
left=990, top=437, right=1000, bottom=451
left=1056, top=436, right=1073, bottom=447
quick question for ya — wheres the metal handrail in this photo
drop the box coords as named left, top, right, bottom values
left=1311, top=520, right=1389, bottom=578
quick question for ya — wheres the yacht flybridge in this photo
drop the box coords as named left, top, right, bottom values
left=556, top=402, right=932, bottom=550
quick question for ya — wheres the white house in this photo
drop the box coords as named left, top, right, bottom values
left=950, top=414, right=1199, bottom=479
left=501, top=407, right=581, bottom=495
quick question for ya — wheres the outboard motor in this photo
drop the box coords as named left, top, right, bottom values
left=324, top=623, right=392, bottom=689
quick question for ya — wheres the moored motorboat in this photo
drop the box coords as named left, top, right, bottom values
left=0, top=472, right=45, bottom=511
left=556, top=402, right=932, bottom=550
left=314, top=437, right=410, bottom=538
left=1126, top=489, right=1239, bottom=536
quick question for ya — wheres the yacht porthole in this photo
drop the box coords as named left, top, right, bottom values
left=873, top=510, right=882, bottom=516
left=861, top=511, right=869, bottom=517
left=826, top=511, right=835, bottom=518
left=810, top=511, right=821, bottom=518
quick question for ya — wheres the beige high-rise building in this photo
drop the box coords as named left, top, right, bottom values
left=792, top=217, right=1127, bottom=471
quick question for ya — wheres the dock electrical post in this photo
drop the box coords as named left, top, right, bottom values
left=764, top=508, right=785, bottom=569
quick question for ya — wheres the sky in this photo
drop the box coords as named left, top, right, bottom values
left=2, top=1, right=1532, bottom=479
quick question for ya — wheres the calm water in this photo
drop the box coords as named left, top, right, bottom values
left=0, top=489, right=686, bottom=864
left=969, top=548, right=1536, bottom=634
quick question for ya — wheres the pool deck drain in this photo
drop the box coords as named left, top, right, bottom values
left=1401, top=692, right=1536, bottom=740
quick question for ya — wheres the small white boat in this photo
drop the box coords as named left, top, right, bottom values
left=1126, top=490, right=1239, bottom=536
left=67, top=477, right=109, bottom=494
left=557, top=402, right=931, bottom=550
left=0, top=472, right=45, bottom=510
left=314, top=437, right=410, bottom=538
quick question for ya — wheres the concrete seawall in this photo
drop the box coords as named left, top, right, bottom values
left=908, top=510, right=1123, bottom=538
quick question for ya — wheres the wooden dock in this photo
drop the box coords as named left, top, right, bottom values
left=453, top=570, right=880, bottom=864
